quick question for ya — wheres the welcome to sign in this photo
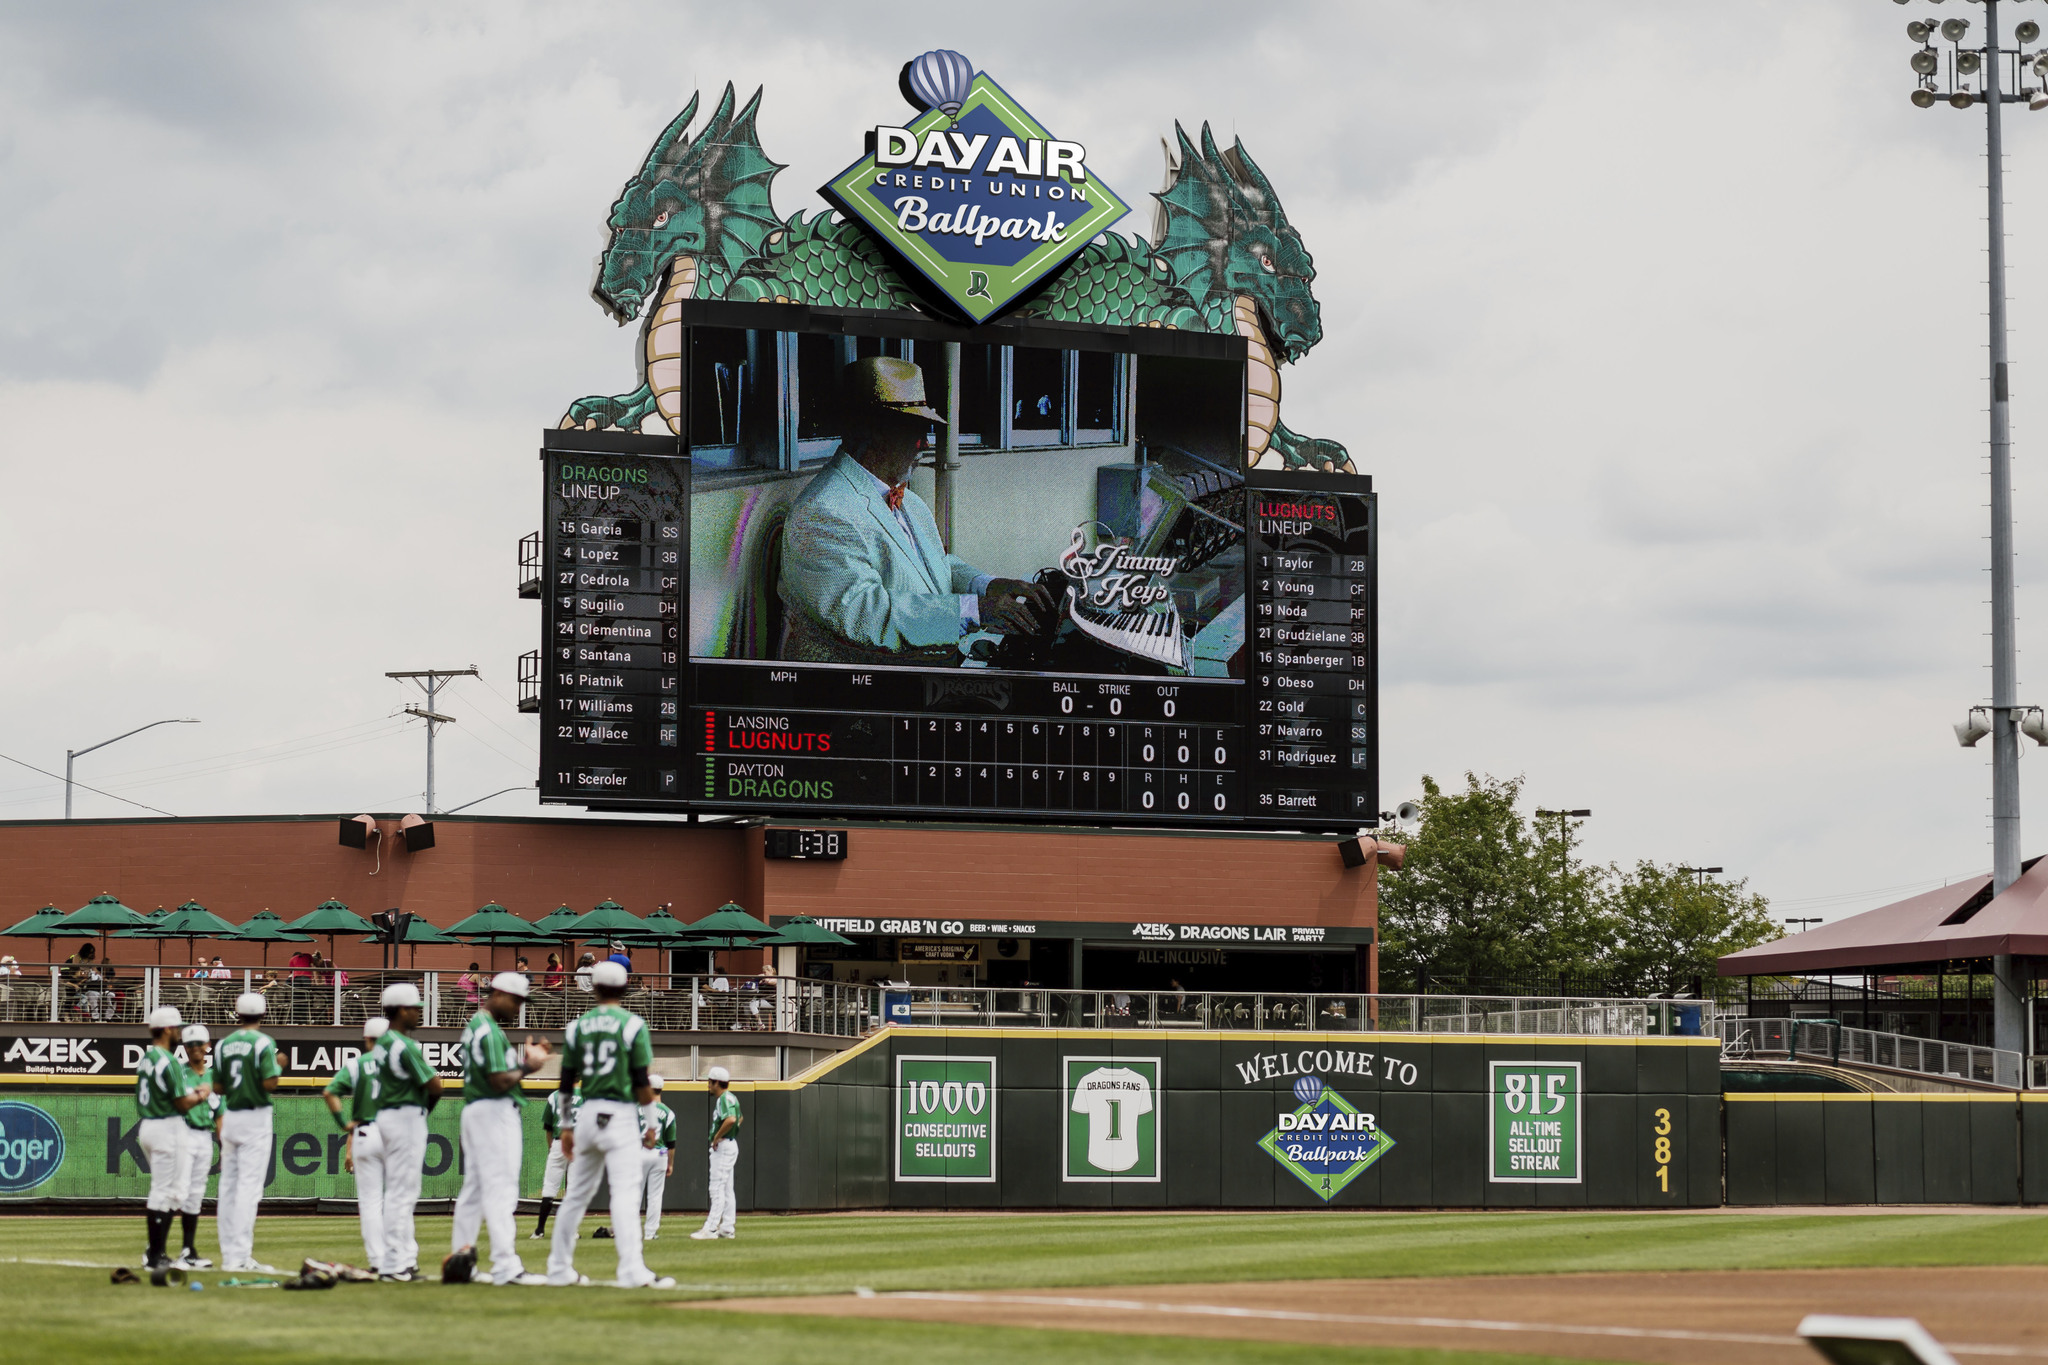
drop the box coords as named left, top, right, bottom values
left=822, top=72, right=1131, bottom=324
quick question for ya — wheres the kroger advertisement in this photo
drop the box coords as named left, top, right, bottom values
left=0, top=1094, right=543, bottom=1202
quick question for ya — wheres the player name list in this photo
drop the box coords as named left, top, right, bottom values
left=539, top=450, right=687, bottom=802
left=1246, top=486, right=1376, bottom=820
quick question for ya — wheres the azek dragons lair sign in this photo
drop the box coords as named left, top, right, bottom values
left=823, top=66, right=1131, bottom=324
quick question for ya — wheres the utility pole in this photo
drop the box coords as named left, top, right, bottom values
left=387, top=668, right=477, bottom=813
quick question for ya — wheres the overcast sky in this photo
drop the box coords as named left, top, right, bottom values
left=2, top=1, right=2041, bottom=923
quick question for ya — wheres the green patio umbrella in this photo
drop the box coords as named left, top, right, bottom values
left=532, top=904, right=584, bottom=935
left=285, top=898, right=377, bottom=962
left=673, top=901, right=779, bottom=972
left=138, top=902, right=245, bottom=970
left=52, top=893, right=150, bottom=967
left=115, top=906, right=178, bottom=964
left=448, top=902, right=554, bottom=970
left=234, top=910, right=313, bottom=967
left=0, top=905, right=70, bottom=969
left=753, top=915, right=856, bottom=948
left=566, top=900, right=649, bottom=939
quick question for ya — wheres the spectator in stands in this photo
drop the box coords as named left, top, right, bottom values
left=209, top=957, right=231, bottom=980
left=543, top=953, right=565, bottom=990
left=287, top=949, right=314, bottom=983
left=606, top=944, right=632, bottom=973
left=459, top=963, right=482, bottom=1005
left=574, top=953, right=596, bottom=992
left=0, top=955, right=18, bottom=976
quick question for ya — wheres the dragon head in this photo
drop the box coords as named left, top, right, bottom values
left=1153, top=123, right=1321, bottom=363
left=592, top=84, right=784, bottom=323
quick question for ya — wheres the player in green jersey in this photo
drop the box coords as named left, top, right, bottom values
left=214, top=992, right=282, bottom=1272
left=136, top=1005, right=201, bottom=1272
left=369, top=981, right=443, bottom=1281
left=323, top=1016, right=389, bottom=1271
left=690, top=1066, right=742, bottom=1240
left=173, top=1023, right=220, bottom=1269
left=545, top=961, right=674, bottom=1288
left=636, top=1075, right=677, bottom=1240
left=445, top=972, right=550, bottom=1286
left=530, top=1085, right=579, bottom=1239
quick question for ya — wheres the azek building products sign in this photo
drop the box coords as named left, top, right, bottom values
left=822, top=70, right=1131, bottom=324
left=1489, top=1060, right=1581, bottom=1183
left=894, top=1054, right=996, bottom=1182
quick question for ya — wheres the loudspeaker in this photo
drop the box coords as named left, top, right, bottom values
left=339, top=815, right=377, bottom=849
left=1337, top=837, right=1368, bottom=868
left=400, top=816, right=435, bottom=853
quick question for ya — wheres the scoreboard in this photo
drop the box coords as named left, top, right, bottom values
left=536, top=310, right=1376, bottom=833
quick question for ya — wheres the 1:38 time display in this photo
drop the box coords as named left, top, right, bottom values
left=765, top=828, right=848, bottom=860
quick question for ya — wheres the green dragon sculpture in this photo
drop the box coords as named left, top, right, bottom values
left=562, top=84, right=1351, bottom=474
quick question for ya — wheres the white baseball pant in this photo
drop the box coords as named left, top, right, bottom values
left=640, top=1147, right=668, bottom=1237
left=138, top=1116, right=191, bottom=1214
left=701, top=1137, right=738, bottom=1237
left=540, top=1138, right=568, bottom=1198
left=452, top=1099, right=526, bottom=1283
left=177, top=1124, right=213, bottom=1215
left=376, top=1105, right=428, bottom=1275
left=546, top=1099, right=651, bottom=1286
left=216, top=1107, right=272, bottom=1266
left=350, top=1122, right=388, bottom=1271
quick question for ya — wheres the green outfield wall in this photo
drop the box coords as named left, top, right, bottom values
left=1725, top=1092, right=2035, bottom=1206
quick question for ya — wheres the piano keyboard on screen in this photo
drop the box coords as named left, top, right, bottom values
left=1068, top=589, right=1187, bottom=670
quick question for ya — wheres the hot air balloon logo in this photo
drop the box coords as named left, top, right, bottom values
left=900, top=49, right=975, bottom=126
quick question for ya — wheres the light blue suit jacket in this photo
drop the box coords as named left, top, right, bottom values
left=779, top=451, right=983, bottom=664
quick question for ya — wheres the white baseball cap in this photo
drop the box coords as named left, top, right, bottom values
left=180, top=1023, right=210, bottom=1044
left=489, top=971, right=530, bottom=999
left=145, top=1005, right=183, bottom=1031
left=706, top=1066, right=730, bottom=1084
left=590, top=960, right=629, bottom=989
left=361, top=1017, right=390, bottom=1041
left=648, top=1074, right=665, bottom=1091
left=235, top=991, right=267, bottom=1018
left=381, top=981, right=422, bottom=1009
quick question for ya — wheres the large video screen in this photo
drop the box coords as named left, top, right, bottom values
left=537, top=304, right=1374, bottom=830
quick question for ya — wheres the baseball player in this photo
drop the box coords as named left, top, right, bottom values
left=213, top=991, right=282, bottom=1273
left=446, top=971, right=551, bottom=1286
left=544, top=960, right=674, bottom=1288
left=323, top=1016, right=390, bottom=1271
left=369, top=981, right=442, bottom=1282
left=135, top=1005, right=199, bottom=1272
left=174, top=1023, right=220, bottom=1269
left=530, top=1083, right=579, bottom=1240
left=638, top=1075, right=676, bottom=1240
left=690, top=1066, right=742, bottom=1240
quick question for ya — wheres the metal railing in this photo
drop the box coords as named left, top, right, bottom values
left=880, top=988, right=1710, bottom=1036
left=1719, top=1017, right=2023, bottom=1090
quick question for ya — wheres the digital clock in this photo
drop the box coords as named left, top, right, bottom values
left=765, top=828, right=849, bottom=861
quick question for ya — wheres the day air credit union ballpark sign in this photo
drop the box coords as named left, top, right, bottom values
left=822, top=65, right=1131, bottom=324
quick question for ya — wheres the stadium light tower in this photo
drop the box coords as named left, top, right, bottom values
left=1904, top=0, right=2046, bottom=1054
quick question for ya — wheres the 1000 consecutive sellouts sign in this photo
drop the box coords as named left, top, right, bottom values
left=894, top=1054, right=996, bottom=1182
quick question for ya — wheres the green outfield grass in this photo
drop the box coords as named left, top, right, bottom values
left=1, top=1211, right=2045, bottom=1365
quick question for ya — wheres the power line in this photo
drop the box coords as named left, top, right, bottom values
left=0, top=751, right=177, bottom=818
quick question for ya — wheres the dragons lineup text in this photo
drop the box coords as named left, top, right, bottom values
left=534, top=51, right=1377, bottom=831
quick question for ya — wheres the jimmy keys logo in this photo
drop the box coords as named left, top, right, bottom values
left=1258, top=1075, right=1395, bottom=1202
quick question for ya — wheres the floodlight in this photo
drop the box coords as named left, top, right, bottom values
left=2021, top=21, right=2043, bottom=42
left=2033, top=88, right=2048, bottom=109
left=2022, top=710, right=2048, bottom=747
left=1942, top=18, right=1971, bottom=41
left=1915, top=88, right=1941, bottom=107
left=1914, top=48, right=1941, bottom=74
left=1956, top=710, right=1992, bottom=747
left=1910, top=20, right=1937, bottom=41
left=1798, top=1316, right=1959, bottom=1365
left=1952, top=89, right=1978, bottom=108
left=1959, top=51, right=1982, bottom=74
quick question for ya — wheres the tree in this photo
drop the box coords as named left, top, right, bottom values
left=1603, top=862, right=1777, bottom=996
left=1375, top=773, right=1610, bottom=989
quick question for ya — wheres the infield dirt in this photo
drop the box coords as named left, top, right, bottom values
left=695, top=1265, right=2048, bottom=1365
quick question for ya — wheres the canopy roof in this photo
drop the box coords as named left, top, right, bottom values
left=1719, top=858, right=2048, bottom=976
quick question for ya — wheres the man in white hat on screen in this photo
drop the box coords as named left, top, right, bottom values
left=214, top=991, right=282, bottom=1272
left=173, top=1023, right=219, bottom=1269
left=370, top=980, right=443, bottom=1281
left=134, top=1004, right=199, bottom=1271
left=546, top=960, right=673, bottom=1288
left=323, top=1015, right=390, bottom=1269
left=691, top=1065, right=742, bottom=1240
left=445, top=971, right=551, bottom=1285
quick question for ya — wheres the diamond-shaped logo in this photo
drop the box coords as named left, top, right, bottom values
left=1257, top=1075, right=1396, bottom=1203
left=821, top=72, right=1131, bottom=324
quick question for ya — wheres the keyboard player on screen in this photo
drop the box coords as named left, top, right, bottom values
left=779, top=356, right=1054, bottom=665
